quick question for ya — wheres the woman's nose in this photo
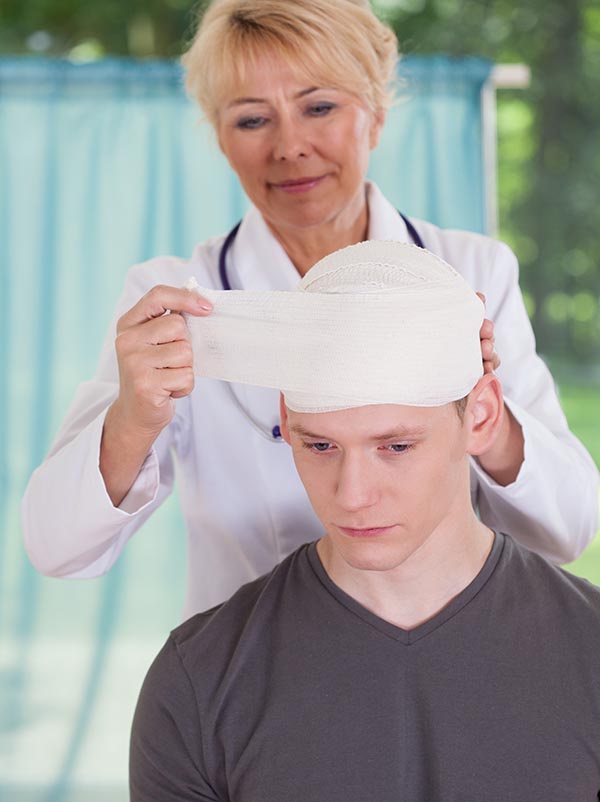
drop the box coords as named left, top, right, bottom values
left=272, top=117, right=311, bottom=161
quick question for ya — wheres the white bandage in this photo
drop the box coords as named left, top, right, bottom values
left=184, top=241, right=484, bottom=412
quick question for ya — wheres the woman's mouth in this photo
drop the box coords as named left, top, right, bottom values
left=270, top=175, right=327, bottom=193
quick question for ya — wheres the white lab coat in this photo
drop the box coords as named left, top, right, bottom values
left=22, top=183, right=599, bottom=620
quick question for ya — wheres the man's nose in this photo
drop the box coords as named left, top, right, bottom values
left=335, top=454, right=379, bottom=512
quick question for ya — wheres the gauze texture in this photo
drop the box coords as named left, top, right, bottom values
left=184, top=241, right=484, bottom=411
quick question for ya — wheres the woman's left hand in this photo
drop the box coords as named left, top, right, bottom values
left=477, top=292, right=500, bottom=374
left=475, top=291, right=524, bottom=486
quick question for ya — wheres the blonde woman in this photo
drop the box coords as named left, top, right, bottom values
left=22, top=0, right=599, bottom=619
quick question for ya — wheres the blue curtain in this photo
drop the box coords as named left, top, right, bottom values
left=0, top=55, right=492, bottom=801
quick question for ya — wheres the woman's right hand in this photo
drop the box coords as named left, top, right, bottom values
left=111, top=285, right=212, bottom=435
left=100, top=284, right=212, bottom=506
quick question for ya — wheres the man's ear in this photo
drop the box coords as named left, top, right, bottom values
left=279, top=393, right=291, bottom=445
left=464, top=374, right=504, bottom=457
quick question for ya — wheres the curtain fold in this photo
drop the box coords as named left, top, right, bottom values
left=0, top=55, right=492, bottom=801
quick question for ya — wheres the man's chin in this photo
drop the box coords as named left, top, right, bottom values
left=331, top=538, right=414, bottom=574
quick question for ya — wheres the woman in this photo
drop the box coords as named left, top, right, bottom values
left=22, top=0, right=599, bottom=620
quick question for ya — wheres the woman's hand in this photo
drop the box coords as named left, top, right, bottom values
left=112, top=285, right=212, bottom=434
left=100, top=285, right=212, bottom=506
left=477, top=292, right=500, bottom=374
left=475, top=292, right=524, bottom=486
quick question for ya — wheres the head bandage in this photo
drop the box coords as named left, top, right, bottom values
left=184, top=241, right=484, bottom=412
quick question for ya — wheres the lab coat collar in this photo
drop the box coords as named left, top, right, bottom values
left=230, top=206, right=300, bottom=292
left=365, top=182, right=411, bottom=244
left=230, top=182, right=412, bottom=291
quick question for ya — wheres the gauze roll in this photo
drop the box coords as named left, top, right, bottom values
left=184, top=241, right=484, bottom=412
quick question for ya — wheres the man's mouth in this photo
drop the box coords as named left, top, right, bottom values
left=337, top=526, right=394, bottom=539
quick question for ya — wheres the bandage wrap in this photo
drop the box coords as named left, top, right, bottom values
left=184, top=241, right=484, bottom=411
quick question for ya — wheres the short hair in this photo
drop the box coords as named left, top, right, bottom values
left=181, top=0, right=399, bottom=128
left=454, top=395, right=468, bottom=421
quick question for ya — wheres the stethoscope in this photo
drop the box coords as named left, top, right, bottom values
left=218, top=211, right=425, bottom=443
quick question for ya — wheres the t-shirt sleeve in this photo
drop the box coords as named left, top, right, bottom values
left=130, top=636, right=221, bottom=802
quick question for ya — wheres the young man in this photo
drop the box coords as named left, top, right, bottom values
left=130, top=242, right=600, bottom=801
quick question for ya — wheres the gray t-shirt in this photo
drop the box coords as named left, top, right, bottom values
left=130, top=533, right=600, bottom=801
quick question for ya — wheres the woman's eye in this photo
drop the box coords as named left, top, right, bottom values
left=307, top=102, right=335, bottom=117
left=236, top=116, right=267, bottom=130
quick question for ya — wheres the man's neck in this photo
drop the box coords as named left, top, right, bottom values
left=264, top=189, right=369, bottom=277
left=317, top=515, right=494, bottom=631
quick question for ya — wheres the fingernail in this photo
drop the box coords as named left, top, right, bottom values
left=197, top=299, right=212, bottom=311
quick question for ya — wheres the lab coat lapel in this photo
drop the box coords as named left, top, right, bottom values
left=223, top=206, right=299, bottom=441
left=365, top=181, right=412, bottom=243
left=229, top=205, right=301, bottom=292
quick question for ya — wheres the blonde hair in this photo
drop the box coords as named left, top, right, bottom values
left=181, top=0, right=399, bottom=127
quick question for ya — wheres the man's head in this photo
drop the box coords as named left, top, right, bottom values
left=280, top=379, right=503, bottom=573
left=272, top=239, right=504, bottom=571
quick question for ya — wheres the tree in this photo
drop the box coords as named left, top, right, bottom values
left=2, top=0, right=599, bottom=366
left=381, top=0, right=600, bottom=365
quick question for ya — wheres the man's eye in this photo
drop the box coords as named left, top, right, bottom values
left=304, top=442, right=332, bottom=452
left=385, top=444, right=411, bottom=454
left=236, top=116, right=267, bottom=130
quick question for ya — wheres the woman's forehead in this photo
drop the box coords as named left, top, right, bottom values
left=215, top=34, right=367, bottom=107
left=218, top=49, right=327, bottom=100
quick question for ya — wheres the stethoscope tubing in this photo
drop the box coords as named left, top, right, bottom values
left=218, top=212, right=424, bottom=292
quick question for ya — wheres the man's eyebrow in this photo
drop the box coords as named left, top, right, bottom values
left=367, top=427, right=427, bottom=441
left=225, top=87, right=321, bottom=108
left=289, top=424, right=427, bottom=440
left=289, top=424, right=326, bottom=439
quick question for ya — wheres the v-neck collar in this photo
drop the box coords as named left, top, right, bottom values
left=306, top=532, right=505, bottom=645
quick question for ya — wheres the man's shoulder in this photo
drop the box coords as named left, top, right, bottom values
left=169, top=543, right=313, bottom=677
left=502, top=534, right=600, bottom=623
